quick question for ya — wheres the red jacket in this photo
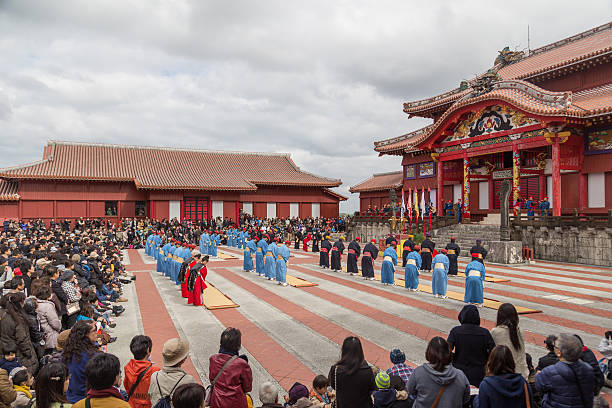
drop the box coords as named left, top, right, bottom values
left=208, top=353, right=253, bottom=408
left=123, top=359, right=161, bottom=408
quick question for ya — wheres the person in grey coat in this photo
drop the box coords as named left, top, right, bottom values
left=407, top=337, right=470, bottom=408
left=148, top=338, right=196, bottom=406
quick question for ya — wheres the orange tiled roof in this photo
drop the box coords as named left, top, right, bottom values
left=374, top=126, right=433, bottom=154
left=0, top=141, right=341, bottom=190
left=349, top=171, right=403, bottom=193
left=404, top=22, right=612, bottom=117
left=0, top=179, right=19, bottom=201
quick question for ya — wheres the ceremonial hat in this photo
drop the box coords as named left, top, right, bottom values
left=441, top=249, right=448, bottom=254
left=471, top=253, right=480, bottom=258
left=371, top=239, right=377, bottom=244
left=544, top=196, right=549, bottom=200
left=413, top=245, right=421, bottom=251
left=162, top=338, right=190, bottom=367
left=408, top=234, right=414, bottom=238
left=356, top=237, right=361, bottom=241
left=476, top=238, right=482, bottom=243
left=450, top=236, right=456, bottom=240
left=340, top=236, right=345, bottom=241
left=425, top=232, right=431, bottom=237
left=285, top=240, right=291, bottom=245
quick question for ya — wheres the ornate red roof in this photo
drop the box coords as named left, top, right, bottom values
left=0, top=141, right=341, bottom=191
left=0, top=180, right=19, bottom=201
left=349, top=171, right=403, bottom=193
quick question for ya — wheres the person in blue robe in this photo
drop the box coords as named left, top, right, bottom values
left=176, top=246, right=191, bottom=285
left=431, top=250, right=450, bottom=298
left=237, top=229, right=244, bottom=249
left=264, top=239, right=278, bottom=280
left=539, top=197, right=550, bottom=217
left=200, top=232, right=209, bottom=255
left=256, top=236, right=268, bottom=276
left=158, top=240, right=170, bottom=274
left=444, top=200, right=453, bottom=217
left=456, top=199, right=463, bottom=223
left=275, top=241, right=291, bottom=286
left=464, top=254, right=486, bottom=306
left=166, top=243, right=177, bottom=279
left=404, top=246, right=422, bottom=291
left=380, top=242, right=398, bottom=285
left=244, top=238, right=257, bottom=272
left=210, top=233, right=218, bottom=257
left=525, top=196, right=535, bottom=219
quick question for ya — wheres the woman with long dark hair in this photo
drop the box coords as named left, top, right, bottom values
left=31, top=362, right=72, bottom=408
left=490, top=303, right=528, bottom=379
left=474, top=345, right=534, bottom=408
left=61, top=321, right=99, bottom=403
left=0, top=291, right=39, bottom=374
left=407, top=336, right=470, bottom=408
left=328, top=336, right=376, bottom=408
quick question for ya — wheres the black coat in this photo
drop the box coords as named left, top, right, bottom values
left=0, top=310, right=39, bottom=374
left=445, top=242, right=460, bottom=274
left=51, top=279, right=68, bottom=315
left=361, top=243, right=378, bottom=278
left=536, top=351, right=559, bottom=372
left=329, top=363, right=376, bottom=408
left=347, top=241, right=361, bottom=273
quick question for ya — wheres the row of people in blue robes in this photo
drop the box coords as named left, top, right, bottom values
left=225, top=228, right=251, bottom=249
left=243, top=235, right=291, bottom=285
left=152, top=237, right=193, bottom=285
left=199, top=231, right=220, bottom=257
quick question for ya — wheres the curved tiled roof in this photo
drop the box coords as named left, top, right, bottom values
left=349, top=171, right=403, bottom=193
left=404, top=22, right=612, bottom=117
left=0, top=141, right=341, bottom=190
left=0, top=180, right=19, bottom=201
left=374, top=125, right=433, bottom=154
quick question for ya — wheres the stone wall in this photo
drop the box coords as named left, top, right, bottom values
left=511, top=226, right=612, bottom=266
left=346, top=221, right=390, bottom=244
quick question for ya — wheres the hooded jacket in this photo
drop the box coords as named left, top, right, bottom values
left=123, top=360, right=160, bottom=408
left=407, top=364, right=470, bottom=408
left=36, top=299, right=62, bottom=350
left=372, top=389, right=396, bottom=408
left=447, top=305, right=495, bottom=386
left=535, top=360, right=594, bottom=408
left=474, top=373, right=533, bottom=408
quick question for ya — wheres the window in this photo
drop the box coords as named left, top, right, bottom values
left=135, top=201, right=146, bottom=217
left=104, top=201, right=118, bottom=216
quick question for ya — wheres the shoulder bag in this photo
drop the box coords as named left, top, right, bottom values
left=431, top=385, right=446, bottom=408
left=205, top=355, right=238, bottom=406
left=523, top=381, right=531, bottom=408
left=127, top=364, right=153, bottom=401
left=568, top=363, right=588, bottom=408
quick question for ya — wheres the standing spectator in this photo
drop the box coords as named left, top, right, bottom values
left=19, top=260, right=34, bottom=297
left=490, top=303, right=529, bottom=379
left=171, top=383, right=207, bottom=408
left=60, top=270, right=81, bottom=329
left=62, top=321, right=100, bottom=403
left=386, top=349, right=413, bottom=387
left=407, top=337, right=470, bottom=408
left=0, top=292, right=38, bottom=374
left=598, top=330, right=612, bottom=388
left=208, top=328, right=253, bottom=408
left=535, top=333, right=594, bottom=408
left=30, top=362, right=71, bottom=408
left=72, top=353, right=130, bottom=407
left=328, top=336, right=376, bottom=408
left=148, top=338, right=195, bottom=407
left=474, top=345, right=534, bottom=408
left=257, top=382, right=283, bottom=408
left=447, top=305, right=495, bottom=386
left=537, top=335, right=559, bottom=372
left=35, top=286, right=62, bottom=354
left=0, top=367, right=17, bottom=408
left=124, top=335, right=160, bottom=408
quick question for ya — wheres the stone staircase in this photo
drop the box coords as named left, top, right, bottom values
left=433, top=224, right=501, bottom=257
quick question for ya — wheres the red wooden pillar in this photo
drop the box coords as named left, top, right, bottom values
left=235, top=201, right=239, bottom=224
left=437, top=160, right=444, bottom=213
left=579, top=173, right=587, bottom=211
left=488, top=175, right=494, bottom=210
left=538, top=174, right=546, bottom=200
left=552, top=141, right=561, bottom=216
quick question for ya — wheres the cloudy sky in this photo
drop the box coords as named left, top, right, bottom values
left=0, top=1, right=609, bottom=212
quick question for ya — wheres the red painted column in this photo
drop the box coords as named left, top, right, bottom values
left=538, top=174, right=546, bottom=201
left=488, top=175, right=494, bottom=210
left=552, top=141, right=562, bottom=216
left=579, top=173, right=587, bottom=211
left=437, top=160, right=444, bottom=213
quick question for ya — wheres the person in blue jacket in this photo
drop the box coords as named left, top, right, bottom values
left=243, top=237, right=257, bottom=272
left=256, top=235, right=268, bottom=277
left=275, top=240, right=291, bottom=286
left=431, top=249, right=450, bottom=298
left=380, top=241, right=398, bottom=285
left=539, top=197, right=550, bottom=217
left=264, top=238, right=278, bottom=280
left=404, top=245, right=422, bottom=291
left=464, top=253, right=486, bottom=306
left=524, top=196, right=535, bottom=219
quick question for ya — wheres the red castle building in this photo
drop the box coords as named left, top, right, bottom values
left=0, top=141, right=345, bottom=223
left=373, top=22, right=612, bottom=219
left=349, top=171, right=402, bottom=212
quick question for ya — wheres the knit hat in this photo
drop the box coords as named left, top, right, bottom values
left=389, top=348, right=406, bottom=364
left=162, top=338, right=190, bottom=366
left=288, top=382, right=309, bottom=404
left=375, top=371, right=391, bottom=389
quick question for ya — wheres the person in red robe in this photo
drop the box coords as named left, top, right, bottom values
left=303, top=233, right=311, bottom=252
left=181, top=248, right=200, bottom=298
left=187, top=255, right=209, bottom=306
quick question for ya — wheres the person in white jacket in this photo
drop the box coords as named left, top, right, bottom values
left=598, top=330, right=612, bottom=387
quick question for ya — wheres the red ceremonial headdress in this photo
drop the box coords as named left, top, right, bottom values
left=441, top=249, right=448, bottom=254
left=356, top=237, right=361, bottom=241
left=414, top=245, right=421, bottom=251
left=371, top=239, right=377, bottom=244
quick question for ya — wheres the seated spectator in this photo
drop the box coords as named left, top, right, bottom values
left=598, top=330, right=612, bottom=387
left=473, top=345, right=533, bottom=408
left=72, top=353, right=130, bottom=407
left=171, top=383, right=207, bottom=408
left=574, top=334, right=604, bottom=394
left=60, top=270, right=81, bottom=329
left=148, top=338, right=195, bottom=407
left=62, top=321, right=100, bottom=403
left=257, top=381, right=282, bottom=408
left=0, top=342, right=21, bottom=373
left=309, top=375, right=334, bottom=408
left=284, top=382, right=310, bottom=407
left=10, top=366, right=33, bottom=408
left=35, top=285, right=62, bottom=354
left=39, top=329, right=71, bottom=368
left=537, top=335, right=559, bottom=372
left=535, top=333, right=594, bottom=408
left=208, top=328, right=253, bottom=408
left=407, top=336, right=470, bottom=408
left=124, top=335, right=160, bottom=408
left=389, top=376, right=412, bottom=408
left=386, top=349, right=413, bottom=388
left=373, top=371, right=397, bottom=408
left=329, top=336, right=376, bottom=408
left=0, top=367, right=17, bottom=408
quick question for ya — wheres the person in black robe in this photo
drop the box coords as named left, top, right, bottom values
left=469, top=239, right=487, bottom=264
left=312, top=230, right=321, bottom=253
left=361, top=239, right=378, bottom=280
left=319, top=236, right=332, bottom=268
left=420, top=232, right=435, bottom=273
left=385, top=233, right=396, bottom=247
left=401, top=235, right=415, bottom=267
left=330, top=237, right=345, bottom=271
left=294, top=230, right=302, bottom=250
left=445, top=236, right=460, bottom=276
left=346, top=237, right=361, bottom=275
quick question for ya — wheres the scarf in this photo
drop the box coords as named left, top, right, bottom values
left=14, top=385, right=32, bottom=399
left=87, top=387, right=125, bottom=400
left=219, top=347, right=238, bottom=356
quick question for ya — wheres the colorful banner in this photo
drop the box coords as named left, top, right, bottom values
left=407, top=188, right=412, bottom=220
left=413, top=188, right=419, bottom=220
left=463, top=158, right=470, bottom=218
left=513, top=150, right=521, bottom=206
left=420, top=188, right=425, bottom=219
left=401, top=189, right=405, bottom=218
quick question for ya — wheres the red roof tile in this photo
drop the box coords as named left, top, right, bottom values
left=374, top=126, right=433, bottom=154
left=0, top=141, right=341, bottom=190
left=0, top=180, right=19, bottom=201
left=349, top=171, right=403, bottom=193
left=572, top=83, right=612, bottom=116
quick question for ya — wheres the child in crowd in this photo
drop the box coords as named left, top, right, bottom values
left=373, top=372, right=396, bottom=408
left=10, top=367, right=33, bottom=408
left=284, top=382, right=312, bottom=407
left=0, top=342, right=21, bottom=373
left=389, top=376, right=412, bottom=407
left=309, top=375, right=335, bottom=408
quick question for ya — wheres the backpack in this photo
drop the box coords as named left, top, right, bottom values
left=152, top=372, right=186, bottom=408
